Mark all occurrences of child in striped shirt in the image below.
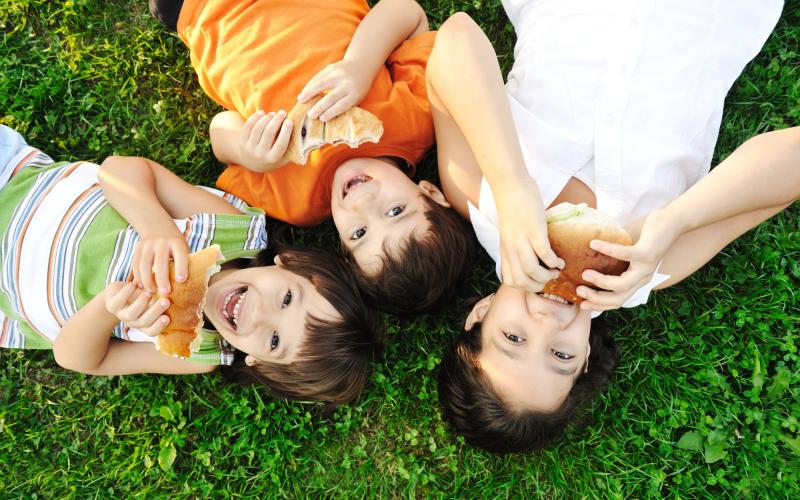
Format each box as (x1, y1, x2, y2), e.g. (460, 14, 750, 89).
(0, 125, 380, 405)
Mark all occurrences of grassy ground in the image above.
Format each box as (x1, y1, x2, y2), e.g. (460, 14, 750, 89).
(1, 0, 799, 497)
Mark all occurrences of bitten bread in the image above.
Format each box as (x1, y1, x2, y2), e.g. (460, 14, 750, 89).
(542, 203, 632, 304)
(283, 95, 384, 165)
(155, 245, 223, 358)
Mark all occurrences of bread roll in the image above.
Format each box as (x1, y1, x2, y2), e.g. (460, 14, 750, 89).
(542, 203, 632, 304)
(155, 245, 223, 358)
(283, 95, 384, 165)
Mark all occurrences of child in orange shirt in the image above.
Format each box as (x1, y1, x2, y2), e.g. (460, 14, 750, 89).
(149, 0, 476, 315)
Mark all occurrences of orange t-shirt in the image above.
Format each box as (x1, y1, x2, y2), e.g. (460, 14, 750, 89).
(178, 0, 436, 226)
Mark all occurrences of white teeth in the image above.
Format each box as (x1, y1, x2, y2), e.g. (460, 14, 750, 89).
(541, 293, 569, 305)
(222, 290, 236, 320)
(232, 291, 247, 326)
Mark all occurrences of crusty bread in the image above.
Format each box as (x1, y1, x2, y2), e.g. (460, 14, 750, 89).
(542, 203, 632, 304)
(155, 245, 222, 358)
(283, 95, 384, 165)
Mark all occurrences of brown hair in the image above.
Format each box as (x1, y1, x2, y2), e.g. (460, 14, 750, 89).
(346, 195, 477, 316)
(437, 319, 619, 453)
(222, 245, 383, 407)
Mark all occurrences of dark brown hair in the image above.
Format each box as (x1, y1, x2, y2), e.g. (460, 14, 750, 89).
(346, 195, 477, 316)
(437, 319, 619, 453)
(222, 245, 383, 406)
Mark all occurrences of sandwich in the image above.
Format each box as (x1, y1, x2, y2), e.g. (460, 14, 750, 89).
(155, 244, 223, 358)
(283, 95, 384, 165)
(542, 203, 632, 304)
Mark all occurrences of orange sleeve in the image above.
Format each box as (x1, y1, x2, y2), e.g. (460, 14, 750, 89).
(387, 31, 437, 99)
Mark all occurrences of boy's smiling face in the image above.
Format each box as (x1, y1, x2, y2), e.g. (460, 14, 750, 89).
(204, 260, 339, 366)
(331, 158, 450, 275)
(467, 284, 593, 413)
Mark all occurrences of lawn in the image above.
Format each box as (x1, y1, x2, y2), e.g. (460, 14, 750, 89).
(1, 0, 799, 497)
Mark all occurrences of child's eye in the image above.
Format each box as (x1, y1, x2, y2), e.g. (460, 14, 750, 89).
(503, 332, 524, 344)
(270, 333, 280, 351)
(282, 290, 292, 308)
(552, 350, 574, 361)
(386, 206, 405, 217)
(350, 227, 366, 240)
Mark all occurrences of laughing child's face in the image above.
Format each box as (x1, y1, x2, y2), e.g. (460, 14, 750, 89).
(467, 284, 593, 413)
(330, 158, 450, 275)
(203, 258, 339, 365)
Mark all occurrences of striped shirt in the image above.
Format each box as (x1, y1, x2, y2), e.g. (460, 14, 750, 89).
(0, 140, 268, 365)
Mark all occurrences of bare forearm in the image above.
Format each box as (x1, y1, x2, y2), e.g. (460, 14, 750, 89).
(98, 156, 179, 237)
(210, 111, 247, 166)
(53, 292, 119, 372)
(426, 13, 533, 194)
(664, 127, 800, 235)
(344, 0, 427, 76)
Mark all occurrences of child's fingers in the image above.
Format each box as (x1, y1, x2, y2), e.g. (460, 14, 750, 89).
(117, 288, 155, 322)
(270, 119, 293, 157)
(140, 315, 170, 337)
(298, 69, 332, 103)
(171, 243, 188, 284)
(257, 111, 286, 150)
(575, 286, 626, 309)
(134, 298, 171, 333)
(519, 244, 559, 284)
(589, 239, 634, 262)
(153, 246, 171, 295)
(579, 300, 616, 313)
(241, 110, 264, 140)
(504, 248, 545, 293)
(318, 96, 353, 122)
(131, 245, 141, 288)
(308, 89, 345, 120)
(138, 247, 156, 292)
(580, 269, 627, 292)
(106, 282, 139, 313)
(248, 113, 274, 148)
(533, 239, 565, 270)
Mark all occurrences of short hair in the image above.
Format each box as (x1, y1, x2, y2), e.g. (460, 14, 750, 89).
(346, 195, 477, 316)
(148, 0, 183, 31)
(437, 319, 619, 453)
(222, 245, 383, 407)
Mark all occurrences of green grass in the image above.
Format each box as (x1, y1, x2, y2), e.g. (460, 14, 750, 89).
(1, 0, 799, 497)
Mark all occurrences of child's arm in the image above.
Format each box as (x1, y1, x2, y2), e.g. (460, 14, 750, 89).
(53, 282, 216, 375)
(99, 155, 240, 293)
(209, 110, 293, 173)
(297, 0, 429, 121)
(424, 13, 564, 292)
(579, 127, 800, 311)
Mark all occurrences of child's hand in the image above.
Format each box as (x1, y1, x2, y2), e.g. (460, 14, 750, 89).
(297, 60, 373, 122)
(495, 178, 564, 292)
(132, 230, 189, 295)
(577, 209, 680, 312)
(104, 282, 171, 336)
(238, 110, 293, 172)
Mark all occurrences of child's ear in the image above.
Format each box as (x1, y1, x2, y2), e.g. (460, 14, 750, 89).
(418, 180, 451, 208)
(464, 293, 495, 330)
(245, 355, 257, 367)
(273, 255, 283, 266)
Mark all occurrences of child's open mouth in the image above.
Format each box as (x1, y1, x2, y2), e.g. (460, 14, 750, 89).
(221, 287, 248, 331)
(537, 292, 573, 305)
(342, 174, 372, 199)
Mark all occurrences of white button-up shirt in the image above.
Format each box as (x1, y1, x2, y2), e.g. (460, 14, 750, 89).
(468, 0, 782, 311)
